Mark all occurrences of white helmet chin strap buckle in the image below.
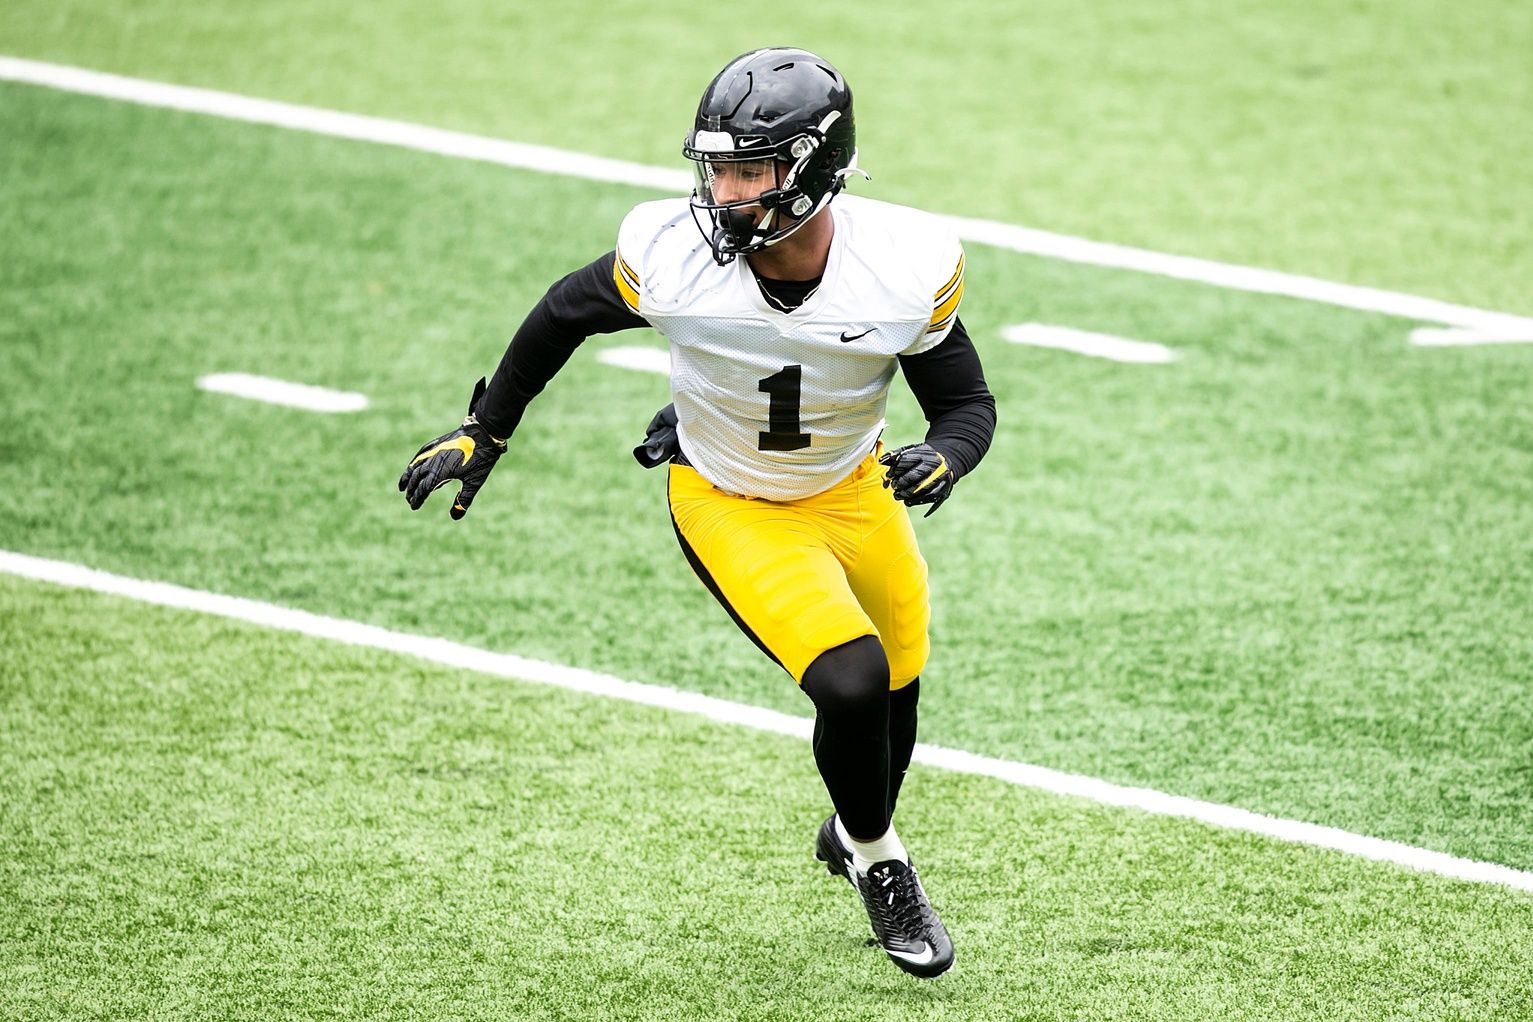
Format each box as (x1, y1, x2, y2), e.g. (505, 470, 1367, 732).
(749, 208, 779, 247)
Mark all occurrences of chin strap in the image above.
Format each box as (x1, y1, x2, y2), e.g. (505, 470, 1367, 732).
(714, 207, 779, 260)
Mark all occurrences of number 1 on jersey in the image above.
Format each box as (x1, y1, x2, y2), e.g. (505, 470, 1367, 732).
(758, 365, 811, 451)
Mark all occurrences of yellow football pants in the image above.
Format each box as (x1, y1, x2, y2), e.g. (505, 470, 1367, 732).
(667, 449, 930, 688)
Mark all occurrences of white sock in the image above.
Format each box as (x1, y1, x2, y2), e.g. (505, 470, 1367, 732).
(837, 815, 909, 874)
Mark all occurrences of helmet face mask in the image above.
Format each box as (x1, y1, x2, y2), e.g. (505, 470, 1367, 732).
(683, 49, 859, 265)
(688, 156, 788, 262)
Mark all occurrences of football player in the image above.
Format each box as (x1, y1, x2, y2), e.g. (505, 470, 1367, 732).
(400, 47, 996, 979)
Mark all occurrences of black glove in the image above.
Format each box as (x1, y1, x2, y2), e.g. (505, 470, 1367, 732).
(879, 443, 956, 517)
(398, 377, 508, 519)
(633, 403, 680, 468)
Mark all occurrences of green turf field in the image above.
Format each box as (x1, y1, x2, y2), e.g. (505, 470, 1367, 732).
(2, 4, 1532, 1017)
(5, 0, 1531, 313)
(5, 578, 1533, 1020)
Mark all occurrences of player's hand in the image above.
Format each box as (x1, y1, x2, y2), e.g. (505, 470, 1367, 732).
(633, 403, 680, 468)
(398, 377, 508, 520)
(879, 443, 956, 517)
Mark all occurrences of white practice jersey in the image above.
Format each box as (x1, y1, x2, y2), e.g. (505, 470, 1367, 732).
(613, 194, 966, 501)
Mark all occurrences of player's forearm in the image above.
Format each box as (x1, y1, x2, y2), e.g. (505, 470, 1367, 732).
(474, 251, 645, 438)
(921, 399, 996, 478)
(473, 298, 586, 439)
(897, 318, 997, 478)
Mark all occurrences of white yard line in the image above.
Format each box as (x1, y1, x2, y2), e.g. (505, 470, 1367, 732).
(1001, 323, 1179, 363)
(197, 372, 369, 412)
(0, 58, 683, 194)
(1409, 327, 1533, 347)
(4, 55, 1533, 341)
(946, 214, 1533, 338)
(597, 346, 671, 375)
(4, 547, 1531, 894)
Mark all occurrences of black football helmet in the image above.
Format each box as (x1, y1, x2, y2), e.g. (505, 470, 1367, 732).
(682, 48, 863, 264)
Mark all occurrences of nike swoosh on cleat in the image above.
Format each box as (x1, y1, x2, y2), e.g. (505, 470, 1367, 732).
(886, 945, 936, 966)
(839, 328, 875, 343)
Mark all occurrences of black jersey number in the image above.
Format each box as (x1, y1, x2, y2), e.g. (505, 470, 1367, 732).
(757, 365, 811, 451)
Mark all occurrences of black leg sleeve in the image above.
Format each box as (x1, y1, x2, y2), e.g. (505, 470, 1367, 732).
(887, 679, 919, 817)
(801, 636, 892, 841)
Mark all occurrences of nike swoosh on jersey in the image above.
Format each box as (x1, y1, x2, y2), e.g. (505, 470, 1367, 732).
(839, 328, 875, 343)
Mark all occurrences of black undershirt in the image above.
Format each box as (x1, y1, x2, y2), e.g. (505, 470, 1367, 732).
(475, 250, 996, 479)
(753, 271, 822, 312)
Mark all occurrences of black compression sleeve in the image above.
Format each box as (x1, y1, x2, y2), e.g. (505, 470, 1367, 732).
(896, 317, 997, 478)
(473, 251, 648, 438)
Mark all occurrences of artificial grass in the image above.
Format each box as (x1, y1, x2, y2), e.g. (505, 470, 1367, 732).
(3, 575, 1532, 1021)
(3, 82, 1531, 877)
(2, 0, 1530, 314)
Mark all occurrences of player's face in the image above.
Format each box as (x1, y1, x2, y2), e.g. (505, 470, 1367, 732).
(701, 159, 778, 218)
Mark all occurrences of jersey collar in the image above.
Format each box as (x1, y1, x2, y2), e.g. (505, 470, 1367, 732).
(735, 205, 845, 321)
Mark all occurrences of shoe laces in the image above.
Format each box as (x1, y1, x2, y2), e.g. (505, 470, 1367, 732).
(868, 863, 928, 939)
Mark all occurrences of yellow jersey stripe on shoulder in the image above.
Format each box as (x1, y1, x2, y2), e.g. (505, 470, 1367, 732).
(617, 251, 640, 289)
(926, 310, 958, 336)
(933, 252, 965, 304)
(929, 276, 964, 331)
(612, 251, 641, 313)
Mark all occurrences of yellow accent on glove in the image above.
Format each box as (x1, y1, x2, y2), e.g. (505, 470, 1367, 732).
(411, 434, 476, 468)
(910, 457, 949, 494)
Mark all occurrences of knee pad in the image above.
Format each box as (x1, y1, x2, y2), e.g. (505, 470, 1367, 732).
(800, 635, 891, 718)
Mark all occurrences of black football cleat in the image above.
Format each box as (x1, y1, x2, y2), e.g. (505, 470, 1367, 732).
(814, 813, 854, 883)
(854, 858, 955, 978)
